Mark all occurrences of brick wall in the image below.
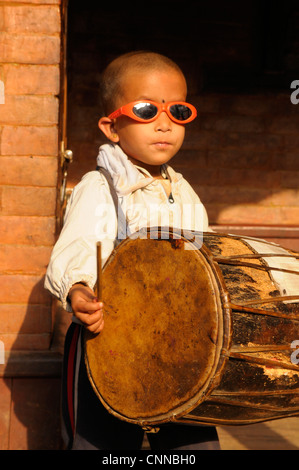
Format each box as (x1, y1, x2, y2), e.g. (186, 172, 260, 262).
(0, 0, 62, 449)
(0, 0, 60, 350)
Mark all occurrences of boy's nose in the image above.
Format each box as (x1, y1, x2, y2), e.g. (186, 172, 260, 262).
(154, 111, 172, 131)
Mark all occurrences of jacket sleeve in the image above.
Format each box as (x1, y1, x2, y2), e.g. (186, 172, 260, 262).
(44, 171, 117, 311)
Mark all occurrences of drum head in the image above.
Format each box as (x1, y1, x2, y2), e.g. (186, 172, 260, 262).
(84, 230, 228, 425)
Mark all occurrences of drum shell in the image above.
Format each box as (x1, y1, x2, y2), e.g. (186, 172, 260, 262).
(84, 229, 299, 426)
(184, 232, 299, 425)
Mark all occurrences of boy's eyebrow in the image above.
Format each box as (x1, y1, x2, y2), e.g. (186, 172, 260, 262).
(135, 96, 154, 101)
(129, 97, 181, 103)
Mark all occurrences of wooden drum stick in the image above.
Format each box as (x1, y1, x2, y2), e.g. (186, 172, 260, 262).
(96, 241, 102, 302)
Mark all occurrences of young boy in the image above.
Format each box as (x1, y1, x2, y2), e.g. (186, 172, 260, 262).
(45, 51, 220, 450)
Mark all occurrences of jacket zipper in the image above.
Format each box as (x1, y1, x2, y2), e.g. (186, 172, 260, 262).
(168, 192, 174, 204)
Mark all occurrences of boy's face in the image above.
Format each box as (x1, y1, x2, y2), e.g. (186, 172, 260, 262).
(101, 68, 188, 174)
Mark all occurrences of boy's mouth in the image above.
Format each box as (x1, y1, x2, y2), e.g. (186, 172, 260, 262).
(152, 141, 172, 149)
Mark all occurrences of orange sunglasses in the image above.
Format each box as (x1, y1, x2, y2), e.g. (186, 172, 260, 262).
(108, 100, 197, 124)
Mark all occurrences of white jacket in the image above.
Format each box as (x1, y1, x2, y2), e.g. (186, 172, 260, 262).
(44, 144, 209, 310)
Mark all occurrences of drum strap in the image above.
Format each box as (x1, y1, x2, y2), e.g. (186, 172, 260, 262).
(96, 165, 130, 242)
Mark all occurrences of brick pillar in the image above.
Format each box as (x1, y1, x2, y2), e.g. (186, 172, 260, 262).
(0, 0, 63, 449)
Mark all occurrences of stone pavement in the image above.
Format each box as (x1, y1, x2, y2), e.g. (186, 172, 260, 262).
(216, 417, 299, 450)
(141, 417, 299, 450)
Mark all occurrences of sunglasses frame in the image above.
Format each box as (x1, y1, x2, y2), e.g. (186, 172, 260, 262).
(108, 100, 197, 124)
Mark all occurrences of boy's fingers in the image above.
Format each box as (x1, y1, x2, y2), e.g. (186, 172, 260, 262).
(77, 299, 103, 314)
(76, 308, 103, 326)
(81, 314, 104, 333)
(87, 318, 105, 334)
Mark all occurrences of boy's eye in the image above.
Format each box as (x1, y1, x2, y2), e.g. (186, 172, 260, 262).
(133, 103, 158, 120)
(170, 104, 192, 121)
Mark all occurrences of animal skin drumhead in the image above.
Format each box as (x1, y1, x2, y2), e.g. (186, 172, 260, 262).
(84, 231, 225, 425)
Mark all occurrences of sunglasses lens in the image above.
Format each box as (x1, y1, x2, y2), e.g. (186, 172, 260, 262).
(133, 103, 158, 120)
(170, 104, 192, 121)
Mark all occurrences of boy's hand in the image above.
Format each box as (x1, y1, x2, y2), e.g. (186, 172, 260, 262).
(68, 283, 104, 334)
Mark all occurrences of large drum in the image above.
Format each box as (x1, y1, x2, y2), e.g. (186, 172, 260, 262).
(84, 228, 299, 427)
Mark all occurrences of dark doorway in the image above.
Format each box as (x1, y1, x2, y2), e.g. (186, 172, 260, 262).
(65, 0, 299, 232)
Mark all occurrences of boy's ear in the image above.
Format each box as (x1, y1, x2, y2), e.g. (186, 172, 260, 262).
(98, 117, 119, 143)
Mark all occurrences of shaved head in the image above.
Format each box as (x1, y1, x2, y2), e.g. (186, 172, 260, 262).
(100, 51, 185, 115)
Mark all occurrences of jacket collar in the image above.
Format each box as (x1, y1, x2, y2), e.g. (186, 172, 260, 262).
(96, 143, 181, 196)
